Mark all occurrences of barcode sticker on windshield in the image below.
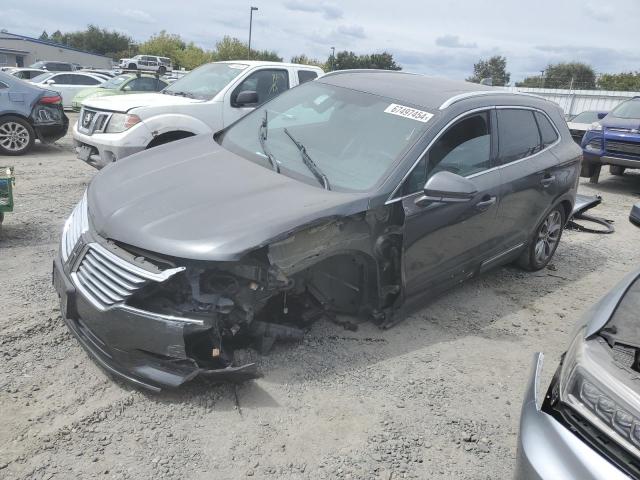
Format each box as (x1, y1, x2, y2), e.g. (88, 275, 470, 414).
(384, 104, 433, 123)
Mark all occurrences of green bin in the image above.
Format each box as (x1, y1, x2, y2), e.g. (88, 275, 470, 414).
(0, 166, 15, 225)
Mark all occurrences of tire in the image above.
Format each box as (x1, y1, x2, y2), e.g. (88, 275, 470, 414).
(589, 164, 601, 184)
(157, 66, 166, 75)
(128, 63, 137, 70)
(0, 116, 35, 155)
(610, 165, 626, 176)
(517, 206, 566, 271)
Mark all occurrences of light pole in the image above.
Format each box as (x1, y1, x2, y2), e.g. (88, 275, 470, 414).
(330, 46, 335, 70)
(248, 6, 258, 59)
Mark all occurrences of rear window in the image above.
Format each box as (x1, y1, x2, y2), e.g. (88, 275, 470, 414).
(298, 70, 318, 84)
(497, 109, 542, 164)
(534, 112, 559, 147)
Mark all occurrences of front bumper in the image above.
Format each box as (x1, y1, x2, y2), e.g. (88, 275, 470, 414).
(52, 253, 258, 391)
(72, 121, 151, 169)
(515, 353, 630, 480)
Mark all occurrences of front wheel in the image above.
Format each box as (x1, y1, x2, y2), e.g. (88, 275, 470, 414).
(517, 206, 565, 271)
(128, 63, 137, 70)
(157, 66, 166, 75)
(610, 165, 626, 176)
(0, 116, 35, 155)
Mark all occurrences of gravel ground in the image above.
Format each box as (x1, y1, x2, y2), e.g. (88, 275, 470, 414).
(1, 116, 640, 479)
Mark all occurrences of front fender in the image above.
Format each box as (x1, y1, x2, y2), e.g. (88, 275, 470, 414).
(143, 113, 213, 138)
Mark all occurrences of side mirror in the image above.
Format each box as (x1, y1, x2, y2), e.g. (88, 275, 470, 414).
(597, 112, 607, 120)
(45, 79, 55, 85)
(235, 90, 258, 106)
(415, 171, 477, 206)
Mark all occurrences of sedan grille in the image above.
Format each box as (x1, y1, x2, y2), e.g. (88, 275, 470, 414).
(605, 140, 640, 157)
(71, 243, 184, 311)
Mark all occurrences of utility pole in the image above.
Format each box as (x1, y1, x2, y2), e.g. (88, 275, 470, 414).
(330, 46, 335, 71)
(248, 6, 258, 59)
(539, 70, 545, 88)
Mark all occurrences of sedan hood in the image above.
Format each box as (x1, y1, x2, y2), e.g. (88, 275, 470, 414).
(83, 92, 204, 113)
(88, 135, 368, 261)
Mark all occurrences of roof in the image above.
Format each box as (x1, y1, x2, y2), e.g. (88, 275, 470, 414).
(318, 70, 497, 111)
(0, 32, 112, 59)
(217, 60, 323, 70)
(0, 47, 30, 55)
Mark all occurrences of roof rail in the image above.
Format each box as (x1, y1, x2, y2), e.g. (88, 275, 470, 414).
(439, 90, 548, 110)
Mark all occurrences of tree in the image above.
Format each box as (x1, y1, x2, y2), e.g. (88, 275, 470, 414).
(40, 25, 133, 59)
(50, 30, 64, 44)
(212, 36, 281, 62)
(518, 62, 596, 89)
(138, 31, 186, 66)
(290, 54, 325, 69)
(39, 30, 49, 41)
(177, 43, 214, 70)
(330, 50, 402, 71)
(467, 56, 510, 86)
(597, 72, 640, 91)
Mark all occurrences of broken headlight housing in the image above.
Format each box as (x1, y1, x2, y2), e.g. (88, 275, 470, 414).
(558, 328, 640, 458)
(105, 113, 141, 133)
(61, 190, 88, 262)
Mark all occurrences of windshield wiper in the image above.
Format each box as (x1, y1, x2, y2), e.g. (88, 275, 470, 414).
(283, 128, 330, 190)
(259, 111, 279, 173)
(169, 91, 195, 98)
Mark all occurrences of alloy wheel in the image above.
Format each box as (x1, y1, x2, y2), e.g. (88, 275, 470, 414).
(0, 121, 30, 152)
(534, 210, 562, 264)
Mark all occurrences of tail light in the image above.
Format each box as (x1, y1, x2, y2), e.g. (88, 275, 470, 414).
(39, 95, 62, 105)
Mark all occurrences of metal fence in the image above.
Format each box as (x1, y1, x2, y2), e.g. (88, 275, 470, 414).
(502, 86, 640, 117)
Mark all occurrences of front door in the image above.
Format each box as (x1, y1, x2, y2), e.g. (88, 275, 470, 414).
(401, 109, 503, 298)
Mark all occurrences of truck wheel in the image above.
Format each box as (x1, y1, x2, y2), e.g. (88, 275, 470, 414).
(0, 115, 35, 155)
(158, 66, 166, 75)
(517, 206, 565, 271)
(610, 165, 626, 176)
(589, 164, 601, 184)
(128, 63, 137, 70)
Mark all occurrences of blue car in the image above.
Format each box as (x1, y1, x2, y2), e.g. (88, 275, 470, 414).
(581, 97, 640, 183)
(0, 71, 68, 155)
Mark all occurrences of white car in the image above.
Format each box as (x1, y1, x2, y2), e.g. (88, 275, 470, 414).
(73, 60, 323, 168)
(119, 55, 173, 74)
(566, 110, 607, 144)
(30, 72, 108, 109)
(9, 68, 46, 80)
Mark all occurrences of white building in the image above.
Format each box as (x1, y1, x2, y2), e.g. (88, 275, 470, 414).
(0, 31, 113, 69)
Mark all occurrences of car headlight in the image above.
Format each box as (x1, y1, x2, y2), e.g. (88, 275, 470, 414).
(558, 329, 640, 457)
(61, 190, 89, 262)
(105, 113, 141, 133)
(588, 122, 603, 131)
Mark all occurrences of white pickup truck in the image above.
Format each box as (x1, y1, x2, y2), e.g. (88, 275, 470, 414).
(73, 60, 324, 168)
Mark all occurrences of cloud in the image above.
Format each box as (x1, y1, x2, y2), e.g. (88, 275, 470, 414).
(122, 9, 156, 24)
(336, 24, 365, 39)
(283, 0, 343, 20)
(583, 2, 614, 22)
(435, 35, 477, 49)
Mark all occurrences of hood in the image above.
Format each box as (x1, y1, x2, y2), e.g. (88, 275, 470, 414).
(600, 115, 640, 131)
(74, 87, 103, 101)
(566, 121, 591, 131)
(83, 92, 204, 113)
(88, 135, 368, 262)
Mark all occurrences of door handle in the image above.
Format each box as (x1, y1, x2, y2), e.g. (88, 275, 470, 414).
(540, 175, 556, 187)
(475, 196, 496, 211)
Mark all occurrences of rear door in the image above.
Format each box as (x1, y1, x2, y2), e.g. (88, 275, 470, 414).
(495, 107, 562, 249)
(400, 109, 504, 298)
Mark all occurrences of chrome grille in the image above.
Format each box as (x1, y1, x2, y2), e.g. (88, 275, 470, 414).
(61, 191, 88, 262)
(71, 243, 185, 311)
(605, 140, 640, 156)
(78, 107, 112, 135)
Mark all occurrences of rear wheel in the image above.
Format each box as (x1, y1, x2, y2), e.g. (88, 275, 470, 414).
(0, 116, 35, 155)
(589, 164, 601, 184)
(610, 165, 626, 176)
(158, 66, 166, 75)
(128, 63, 137, 70)
(517, 206, 565, 271)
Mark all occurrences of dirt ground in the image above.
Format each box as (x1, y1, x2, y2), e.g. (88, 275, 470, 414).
(1, 114, 640, 480)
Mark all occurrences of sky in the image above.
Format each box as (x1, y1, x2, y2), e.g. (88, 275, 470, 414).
(3, 0, 640, 82)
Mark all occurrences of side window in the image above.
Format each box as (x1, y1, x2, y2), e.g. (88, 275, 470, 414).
(75, 75, 101, 85)
(297, 70, 318, 84)
(53, 74, 74, 84)
(497, 109, 542, 164)
(399, 112, 492, 196)
(126, 77, 160, 91)
(231, 69, 289, 107)
(534, 111, 559, 147)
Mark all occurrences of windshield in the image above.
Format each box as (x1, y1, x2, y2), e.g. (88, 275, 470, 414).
(220, 82, 429, 192)
(31, 72, 54, 83)
(571, 111, 602, 124)
(163, 63, 247, 100)
(100, 75, 130, 89)
(611, 100, 640, 119)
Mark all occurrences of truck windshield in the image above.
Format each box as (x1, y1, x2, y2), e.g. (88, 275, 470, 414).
(220, 82, 430, 192)
(100, 75, 129, 89)
(163, 63, 247, 100)
(611, 100, 640, 119)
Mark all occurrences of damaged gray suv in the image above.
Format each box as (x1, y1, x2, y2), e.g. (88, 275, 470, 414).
(53, 71, 581, 390)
